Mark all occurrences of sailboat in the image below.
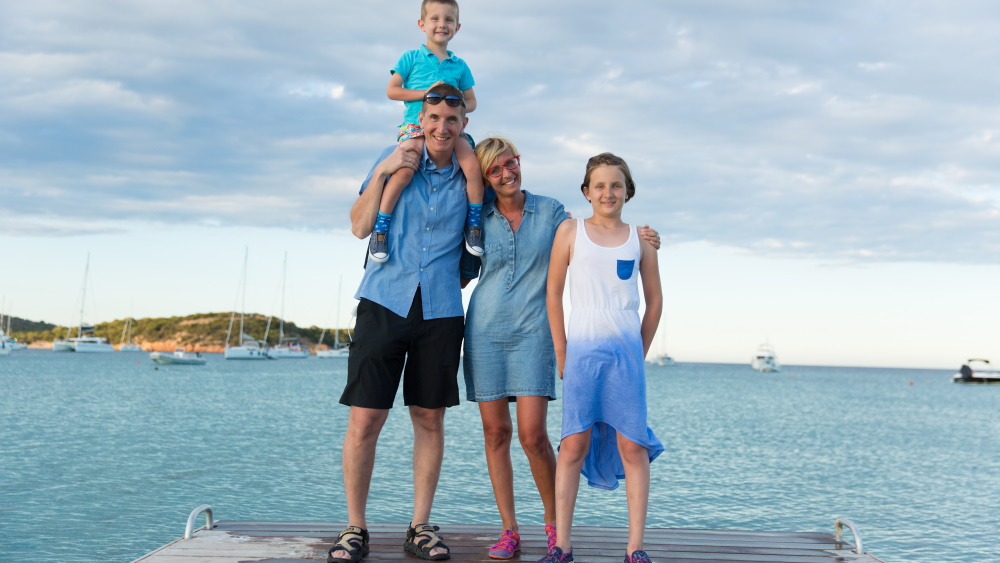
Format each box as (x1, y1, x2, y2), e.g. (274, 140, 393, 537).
(118, 316, 142, 352)
(267, 253, 308, 359)
(316, 276, 351, 359)
(225, 249, 268, 360)
(0, 309, 10, 356)
(61, 253, 114, 353)
(1, 304, 27, 351)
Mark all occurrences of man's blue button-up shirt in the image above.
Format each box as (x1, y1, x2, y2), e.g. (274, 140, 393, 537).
(354, 144, 472, 320)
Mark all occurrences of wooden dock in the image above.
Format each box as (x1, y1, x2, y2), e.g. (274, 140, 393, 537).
(133, 517, 885, 563)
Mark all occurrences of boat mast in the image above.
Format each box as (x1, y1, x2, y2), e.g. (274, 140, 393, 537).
(279, 252, 287, 344)
(335, 275, 342, 349)
(78, 252, 90, 338)
(239, 249, 247, 346)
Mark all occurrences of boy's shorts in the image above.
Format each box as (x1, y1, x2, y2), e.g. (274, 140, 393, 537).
(340, 289, 463, 410)
(397, 123, 475, 149)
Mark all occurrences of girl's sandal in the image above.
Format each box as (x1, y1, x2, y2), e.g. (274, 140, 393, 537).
(327, 526, 370, 563)
(404, 523, 451, 560)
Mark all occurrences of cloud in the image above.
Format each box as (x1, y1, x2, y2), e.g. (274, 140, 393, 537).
(2, 0, 999, 264)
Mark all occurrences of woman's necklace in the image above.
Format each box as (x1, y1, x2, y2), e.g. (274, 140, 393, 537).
(497, 197, 525, 232)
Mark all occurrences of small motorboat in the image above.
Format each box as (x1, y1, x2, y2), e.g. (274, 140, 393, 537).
(150, 349, 207, 365)
(952, 359, 1000, 384)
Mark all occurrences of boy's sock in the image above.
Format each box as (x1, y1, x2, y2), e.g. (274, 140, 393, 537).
(374, 211, 392, 233)
(466, 203, 482, 227)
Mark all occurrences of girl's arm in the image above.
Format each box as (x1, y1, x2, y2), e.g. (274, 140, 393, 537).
(637, 231, 663, 358)
(547, 220, 576, 378)
(386, 73, 430, 102)
(461, 86, 477, 113)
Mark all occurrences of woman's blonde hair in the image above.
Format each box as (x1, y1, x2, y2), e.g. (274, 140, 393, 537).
(474, 137, 520, 181)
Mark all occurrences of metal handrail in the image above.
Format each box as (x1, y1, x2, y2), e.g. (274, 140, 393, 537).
(834, 518, 864, 555)
(184, 505, 214, 539)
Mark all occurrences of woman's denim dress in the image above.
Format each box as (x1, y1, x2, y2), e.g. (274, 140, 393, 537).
(463, 191, 567, 401)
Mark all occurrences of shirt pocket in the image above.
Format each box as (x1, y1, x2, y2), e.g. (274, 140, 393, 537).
(482, 242, 504, 273)
(617, 259, 635, 280)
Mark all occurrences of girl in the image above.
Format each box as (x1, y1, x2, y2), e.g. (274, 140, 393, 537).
(540, 153, 664, 563)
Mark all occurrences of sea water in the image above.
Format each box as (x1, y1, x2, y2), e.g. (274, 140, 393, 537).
(1, 350, 998, 562)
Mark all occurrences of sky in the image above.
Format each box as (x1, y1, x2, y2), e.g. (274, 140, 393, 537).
(2, 0, 998, 368)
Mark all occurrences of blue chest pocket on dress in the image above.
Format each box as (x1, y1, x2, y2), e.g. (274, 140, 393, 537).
(617, 259, 635, 280)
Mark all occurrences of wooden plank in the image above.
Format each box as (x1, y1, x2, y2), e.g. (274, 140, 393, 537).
(133, 521, 883, 563)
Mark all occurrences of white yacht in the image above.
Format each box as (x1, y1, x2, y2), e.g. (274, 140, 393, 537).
(118, 317, 142, 352)
(0, 326, 10, 357)
(71, 335, 114, 353)
(952, 359, 1000, 384)
(316, 277, 353, 359)
(1, 310, 26, 352)
(151, 349, 207, 365)
(225, 249, 268, 360)
(751, 343, 780, 372)
(266, 254, 309, 359)
(54, 253, 114, 353)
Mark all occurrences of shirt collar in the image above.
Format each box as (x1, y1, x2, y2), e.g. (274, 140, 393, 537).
(421, 143, 460, 179)
(419, 44, 455, 60)
(486, 190, 536, 215)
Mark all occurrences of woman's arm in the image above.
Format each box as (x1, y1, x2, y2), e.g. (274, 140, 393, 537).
(547, 220, 576, 378)
(637, 232, 663, 358)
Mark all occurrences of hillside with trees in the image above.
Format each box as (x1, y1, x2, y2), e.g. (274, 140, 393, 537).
(4, 313, 351, 352)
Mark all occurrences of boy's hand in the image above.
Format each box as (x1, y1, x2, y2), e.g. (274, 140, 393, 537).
(381, 143, 421, 176)
(427, 80, 446, 90)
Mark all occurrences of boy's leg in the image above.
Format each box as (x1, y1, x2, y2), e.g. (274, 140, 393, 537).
(617, 434, 650, 556)
(455, 139, 484, 256)
(369, 137, 424, 263)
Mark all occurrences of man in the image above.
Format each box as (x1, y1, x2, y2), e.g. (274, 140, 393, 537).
(329, 83, 473, 563)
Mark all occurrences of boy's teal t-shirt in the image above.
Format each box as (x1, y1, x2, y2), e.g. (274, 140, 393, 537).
(392, 44, 475, 127)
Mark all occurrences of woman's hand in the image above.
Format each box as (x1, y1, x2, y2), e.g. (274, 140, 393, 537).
(556, 351, 566, 379)
(639, 225, 661, 250)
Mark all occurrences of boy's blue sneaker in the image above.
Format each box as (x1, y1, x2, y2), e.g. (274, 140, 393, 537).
(368, 231, 389, 263)
(537, 546, 573, 563)
(464, 224, 484, 256)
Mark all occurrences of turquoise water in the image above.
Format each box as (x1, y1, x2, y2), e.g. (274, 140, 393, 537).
(1, 351, 998, 562)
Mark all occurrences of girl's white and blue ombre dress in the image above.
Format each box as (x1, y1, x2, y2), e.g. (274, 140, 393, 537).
(561, 219, 664, 490)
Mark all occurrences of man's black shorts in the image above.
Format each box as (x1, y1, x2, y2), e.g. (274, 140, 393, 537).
(340, 288, 463, 409)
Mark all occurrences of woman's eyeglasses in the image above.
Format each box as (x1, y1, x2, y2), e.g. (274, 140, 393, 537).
(423, 93, 466, 107)
(486, 156, 520, 178)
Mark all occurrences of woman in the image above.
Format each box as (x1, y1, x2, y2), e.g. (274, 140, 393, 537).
(462, 137, 660, 559)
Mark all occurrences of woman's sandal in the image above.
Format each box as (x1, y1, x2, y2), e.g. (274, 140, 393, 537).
(327, 526, 370, 563)
(404, 523, 451, 560)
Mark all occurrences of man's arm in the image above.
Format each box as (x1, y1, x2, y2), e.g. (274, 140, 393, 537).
(349, 144, 421, 238)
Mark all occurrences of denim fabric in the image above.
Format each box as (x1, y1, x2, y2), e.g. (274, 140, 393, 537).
(354, 144, 469, 320)
(463, 191, 567, 401)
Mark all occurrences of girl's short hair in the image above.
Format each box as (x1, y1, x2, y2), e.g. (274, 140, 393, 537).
(474, 137, 520, 181)
(580, 152, 636, 202)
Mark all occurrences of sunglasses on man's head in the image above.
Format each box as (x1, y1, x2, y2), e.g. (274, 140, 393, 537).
(423, 93, 466, 107)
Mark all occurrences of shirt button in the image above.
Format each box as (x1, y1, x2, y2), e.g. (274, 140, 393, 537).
(423, 248, 427, 251)
(426, 227, 430, 231)
(430, 207, 434, 211)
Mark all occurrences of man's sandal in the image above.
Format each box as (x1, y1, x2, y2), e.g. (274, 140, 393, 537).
(404, 523, 451, 560)
(328, 526, 369, 563)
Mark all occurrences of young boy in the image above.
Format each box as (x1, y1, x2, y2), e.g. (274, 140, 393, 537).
(368, 0, 484, 263)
